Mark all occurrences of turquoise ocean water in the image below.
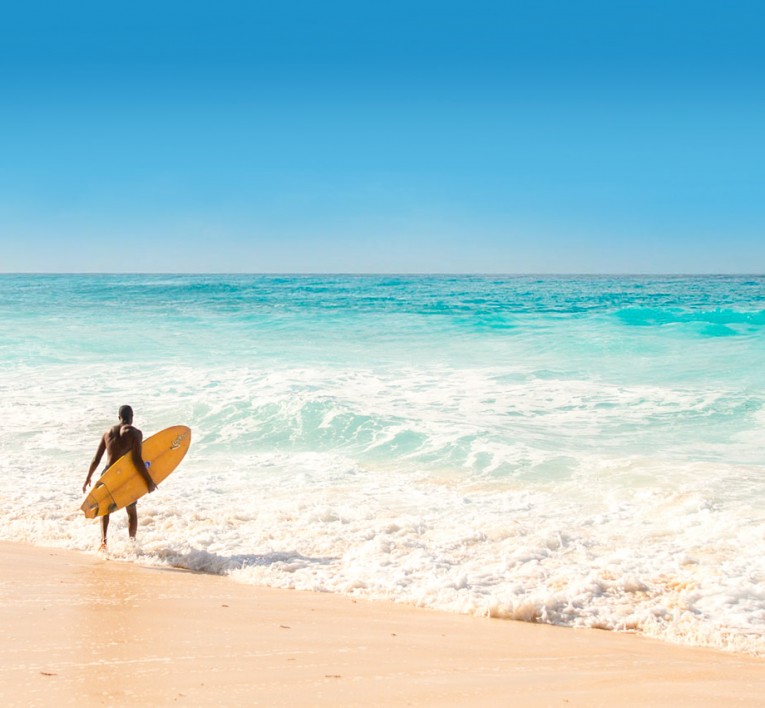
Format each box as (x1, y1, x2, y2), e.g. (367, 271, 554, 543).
(1, 274, 764, 654)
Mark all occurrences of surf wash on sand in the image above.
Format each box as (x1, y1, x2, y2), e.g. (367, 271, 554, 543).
(1, 274, 764, 656)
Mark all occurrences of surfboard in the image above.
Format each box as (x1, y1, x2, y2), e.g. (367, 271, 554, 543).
(80, 425, 191, 519)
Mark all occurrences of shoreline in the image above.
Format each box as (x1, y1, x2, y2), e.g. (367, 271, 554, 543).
(2, 541, 764, 706)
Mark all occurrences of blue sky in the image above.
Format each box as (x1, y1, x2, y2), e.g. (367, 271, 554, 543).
(1, 0, 763, 273)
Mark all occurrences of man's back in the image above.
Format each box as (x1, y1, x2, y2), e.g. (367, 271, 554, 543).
(104, 423, 142, 466)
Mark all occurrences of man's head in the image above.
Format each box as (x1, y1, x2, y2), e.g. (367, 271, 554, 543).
(118, 405, 134, 424)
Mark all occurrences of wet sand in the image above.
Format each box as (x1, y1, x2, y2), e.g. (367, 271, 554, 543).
(1, 541, 763, 706)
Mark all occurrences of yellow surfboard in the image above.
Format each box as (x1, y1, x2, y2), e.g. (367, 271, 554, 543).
(80, 425, 191, 518)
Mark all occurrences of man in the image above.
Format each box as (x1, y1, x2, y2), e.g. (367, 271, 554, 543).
(82, 405, 157, 549)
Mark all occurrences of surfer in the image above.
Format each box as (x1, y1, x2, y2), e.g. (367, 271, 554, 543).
(82, 405, 157, 549)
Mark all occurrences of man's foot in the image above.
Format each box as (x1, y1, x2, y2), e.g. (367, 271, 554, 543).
(99, 541, 107, 552)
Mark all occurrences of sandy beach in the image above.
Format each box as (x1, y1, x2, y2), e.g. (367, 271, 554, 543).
(1, 542, 763, 706)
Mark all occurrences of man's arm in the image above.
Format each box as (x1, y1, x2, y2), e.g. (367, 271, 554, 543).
(130, 429, 157, 492)
(83, 436, 106, 493)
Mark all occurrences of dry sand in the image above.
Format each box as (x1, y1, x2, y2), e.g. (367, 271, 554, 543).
(1, 541, 763, 707)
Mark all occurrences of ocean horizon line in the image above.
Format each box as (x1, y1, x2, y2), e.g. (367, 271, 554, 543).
(2, 271, 764, 278)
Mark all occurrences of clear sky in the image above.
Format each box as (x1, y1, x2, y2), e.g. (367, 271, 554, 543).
(1, 0, 763, 273)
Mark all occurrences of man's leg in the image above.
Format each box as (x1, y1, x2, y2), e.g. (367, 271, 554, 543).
(127, 503, 138, 539)
(100, 513, 110, 549)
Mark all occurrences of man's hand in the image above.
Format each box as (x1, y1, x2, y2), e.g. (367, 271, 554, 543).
(144, 460, 157, 492)
(82, 476, 92, 494)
